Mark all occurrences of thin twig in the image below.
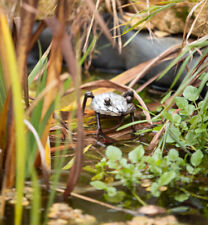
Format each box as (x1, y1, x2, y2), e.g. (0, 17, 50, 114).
(56, 188, 137, 216)
(83, 0, 100, 53)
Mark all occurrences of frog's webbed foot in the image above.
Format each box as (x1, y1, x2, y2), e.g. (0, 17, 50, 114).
(96, 131, 116, 145)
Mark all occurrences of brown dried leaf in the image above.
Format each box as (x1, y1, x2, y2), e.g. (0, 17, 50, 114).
(28, 21, 47, 52)
(148, 123, 166, 151)
(0, 93, 10, 163)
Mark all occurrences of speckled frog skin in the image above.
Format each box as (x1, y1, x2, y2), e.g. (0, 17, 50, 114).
(91, 92, 135, 116)
(82, 90, 136, 137)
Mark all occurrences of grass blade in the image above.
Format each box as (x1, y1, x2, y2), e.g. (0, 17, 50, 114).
(0, 11, 26, 225)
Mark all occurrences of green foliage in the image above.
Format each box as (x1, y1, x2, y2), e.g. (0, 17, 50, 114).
(0, 61, 6, 111)
(163, 84, 208, 153)
(0, 1, 207, 223)
(90, 142, 206, 205)
(190, 150, 203, 167)
(90, 84, 208, 206)
(183, 86, 199, 101)
(106, 146, 122, 161)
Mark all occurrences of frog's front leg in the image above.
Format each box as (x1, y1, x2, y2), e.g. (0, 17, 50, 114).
(82, 92, 94, 114)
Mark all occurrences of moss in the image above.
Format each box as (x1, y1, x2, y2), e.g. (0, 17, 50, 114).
(173, 6, 190, 23)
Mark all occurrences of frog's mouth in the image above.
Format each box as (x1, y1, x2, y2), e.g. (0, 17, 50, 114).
(99, 110, 126, 117)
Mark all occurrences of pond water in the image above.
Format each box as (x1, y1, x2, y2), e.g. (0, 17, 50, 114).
(50, 133, 208, 225)
(1, 138, 208, 225)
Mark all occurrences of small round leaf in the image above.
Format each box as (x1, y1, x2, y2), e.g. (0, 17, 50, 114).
(90, 181, 107, 190)
(159, 171, 176, 186)
(183, 86, 199, 101)
(191, 150, 203, 167)
(175, 193, 190, 202)
(106, 146, 122, 161)
(167, 149, 179, 161)
(128, 145, 144, 163)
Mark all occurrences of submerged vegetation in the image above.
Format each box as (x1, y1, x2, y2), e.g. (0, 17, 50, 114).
(0, 0, 208, 225)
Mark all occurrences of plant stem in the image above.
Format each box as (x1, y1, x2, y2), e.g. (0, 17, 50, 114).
(131, 190, 147, 206)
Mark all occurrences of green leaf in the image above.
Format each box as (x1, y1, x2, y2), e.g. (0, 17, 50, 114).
(180, 175, 191, 183)
(106, 186, 117, 197)
(150, 182, 160, 197)
(186, 164, 194, 174)
(167, 149, 179, 161)
(158, 171, 176, 186)
(119, 158, 128, 167)
(195, 128, 206, 134)
(185, 131, 197, 145)
(95, 158, 107, 169)
(175, 193, 190, 202)
(62, 158, 74, 170)
(198, 100, 208, 110)
(161, 91, 172, 104)
(128, 145, 144, 163)
(183, 86, 199, 101)
(90, 181, 107, 190)
(185, 104, 195, 115)
(91, 172, 105, 181)
(63, 144, 92, 170)
(153, 124, 163, 131)
(189, 115, 198, 126)
(173, 114, 181, 125)
(181, 121, 188, 131)
(163, 111, 173, 121)
(166, 126, 181, 143)
(152, 148, 162, 161)
(106, 146, 122, 161)
(104, 191, 125, 203)
(191, 150, 203, 167)
(107, 160, 118, 169)
(83, 165, 97, 173)
(175, 96, 188, 109)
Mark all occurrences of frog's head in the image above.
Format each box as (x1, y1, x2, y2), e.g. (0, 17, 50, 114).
(91, 92, 135, 116)
(101, 92, 134, 116)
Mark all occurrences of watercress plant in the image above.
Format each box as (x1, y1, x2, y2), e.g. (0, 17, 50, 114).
(90, 85, 208, 206)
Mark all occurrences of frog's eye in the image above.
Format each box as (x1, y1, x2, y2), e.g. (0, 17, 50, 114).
(126, 96, 133, 103)
(104, 97, 111, 106)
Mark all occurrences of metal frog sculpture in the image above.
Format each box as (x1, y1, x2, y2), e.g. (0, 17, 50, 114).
(82, 90, 136, 137)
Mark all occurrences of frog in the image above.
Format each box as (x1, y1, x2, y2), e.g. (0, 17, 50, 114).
(82, 90, 136, 137)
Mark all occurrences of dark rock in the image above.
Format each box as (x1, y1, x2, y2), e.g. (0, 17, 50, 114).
(28, 18, 207, 94)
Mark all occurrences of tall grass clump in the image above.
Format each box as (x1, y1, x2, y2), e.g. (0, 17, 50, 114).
(0, 0, 207, 224)
(0, 0, 88, 224)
